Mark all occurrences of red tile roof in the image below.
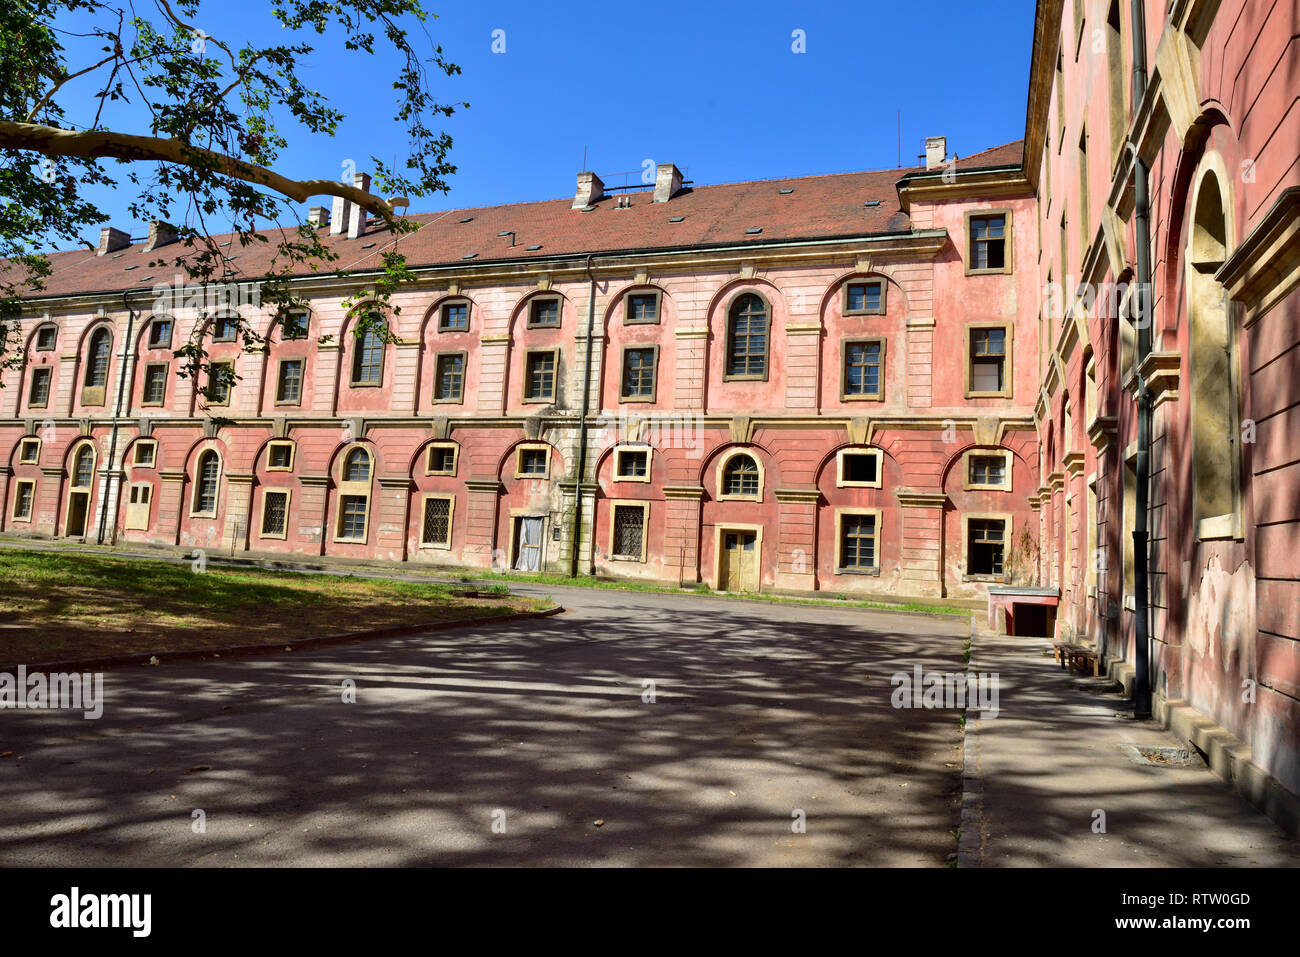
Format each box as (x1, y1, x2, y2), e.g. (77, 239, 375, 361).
(15, 140, 1024, 300)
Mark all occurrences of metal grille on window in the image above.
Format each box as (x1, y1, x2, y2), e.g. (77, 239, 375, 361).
(262, 491, 288, 535)
(613, 505, 644, 559)
(622, 349, 655, 398)
(422, 497, 451, 546)
(841, 515, 876, 568)
(436, 354, 465, 400)
(727, 294, 767, 377)
(845, 341, 881, 396)
(724, 455, 759, 496)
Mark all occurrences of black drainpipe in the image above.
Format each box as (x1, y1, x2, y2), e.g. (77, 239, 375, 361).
(1129, 0, 1153, 718)
(96, 289, 138, 544)
(569, 255, 598, 577)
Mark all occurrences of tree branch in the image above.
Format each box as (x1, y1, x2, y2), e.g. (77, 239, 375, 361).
(26, 50, 121, 123)
(0, 120, 395, 222)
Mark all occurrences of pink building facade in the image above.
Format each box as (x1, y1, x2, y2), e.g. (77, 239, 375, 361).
(1031, 0, 1300, 821)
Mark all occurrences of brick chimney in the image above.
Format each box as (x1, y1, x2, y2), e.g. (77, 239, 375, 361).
(653, 163, 684, 203)
(143, 221, 177, 252)
(347, 172, 371, 240)
(97, 226, 130, 256)
(925, 136, 948, 171)
(573, 171, 604, 209)
(307, 206, 330, 228)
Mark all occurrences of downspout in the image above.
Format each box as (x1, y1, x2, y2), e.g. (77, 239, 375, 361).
(1129, 0, 1153, 718)
(96, 289, 138, 544)
(569, 255, 597, 577)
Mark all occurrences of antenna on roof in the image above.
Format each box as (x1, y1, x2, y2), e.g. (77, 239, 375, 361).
(583, 145, 588, 171)
(897, 109, 901, 168)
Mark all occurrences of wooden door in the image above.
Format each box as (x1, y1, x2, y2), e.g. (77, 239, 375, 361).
(721, 530, 758, 592)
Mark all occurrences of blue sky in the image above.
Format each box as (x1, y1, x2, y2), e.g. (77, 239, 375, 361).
(46, 0, 1034, 250)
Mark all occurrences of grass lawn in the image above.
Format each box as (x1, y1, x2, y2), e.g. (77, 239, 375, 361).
(0, 549, 552, 666)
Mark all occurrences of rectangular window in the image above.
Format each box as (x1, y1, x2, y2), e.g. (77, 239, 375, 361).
(611, 504, 647, 561)
(434, 353, 466, 402)
(528, 298, 560, 328)
(615, 448, 650, 481)
(213, 316, 239, 341)
(727, 299, 768, 378)
(337, 494, 368, 541)
(35, 326, 56, 351)
(1078, 128, 1091, 255)
(420, 496, 453, 547)
(439, 302, 469, 332)
(968, 326, 1008, 395)
(523, 351, 557, 402)
(967, 519, 1006, 576)
(29, 367, 52, 407)
(843, 280, 885, 315)
(261, 490, 289, 537)
(968, 455, 1007, 487)
(837, 450, 880, 487)
(142, 363, 168, 405)
(620, 347, 657, 402)
(968, 213, 1008, 272)
(839, 514, 878, 570)
(625, 293, 660, 324)
(134, 441, 157, 467)
(517, 447, 549, 478)
(18, 439, 39, 464)
(843, 340, 884, 399)
(281, 311, 309, 339)
(148, 319, 172, 349)
(208, 362, 234, 405)
(426, 444, 458, 475)
(266, 441, 294, 471)
(12, 480, 35, 521)
(276, 359, 303, 404)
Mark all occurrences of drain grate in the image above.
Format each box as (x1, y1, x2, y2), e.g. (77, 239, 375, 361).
(1118, 743, 1202, 767)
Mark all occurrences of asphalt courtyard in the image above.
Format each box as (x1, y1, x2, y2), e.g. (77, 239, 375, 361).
(0, 586, 970, 866)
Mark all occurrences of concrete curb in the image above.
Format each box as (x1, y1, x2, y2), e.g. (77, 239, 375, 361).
(1, 605, 565, 674)
(957, 616, 985, 868)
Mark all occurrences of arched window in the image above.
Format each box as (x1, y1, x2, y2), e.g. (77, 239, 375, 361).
(72, 445, 95, 487)
(343, 448, 371, 482)
(722, 453, 760, 497)
(193, 450, 221, 515)
(336, 447, 373, 542)
(726, 294, 768, 379)
(351, 323, 385, 386)
(84, 328, 111, 388)
(1187, 169, 1237, 535)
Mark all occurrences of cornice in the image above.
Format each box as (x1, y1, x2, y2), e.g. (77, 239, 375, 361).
(894, 489, 948, 509)
(1217, 186, 1300, 328)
